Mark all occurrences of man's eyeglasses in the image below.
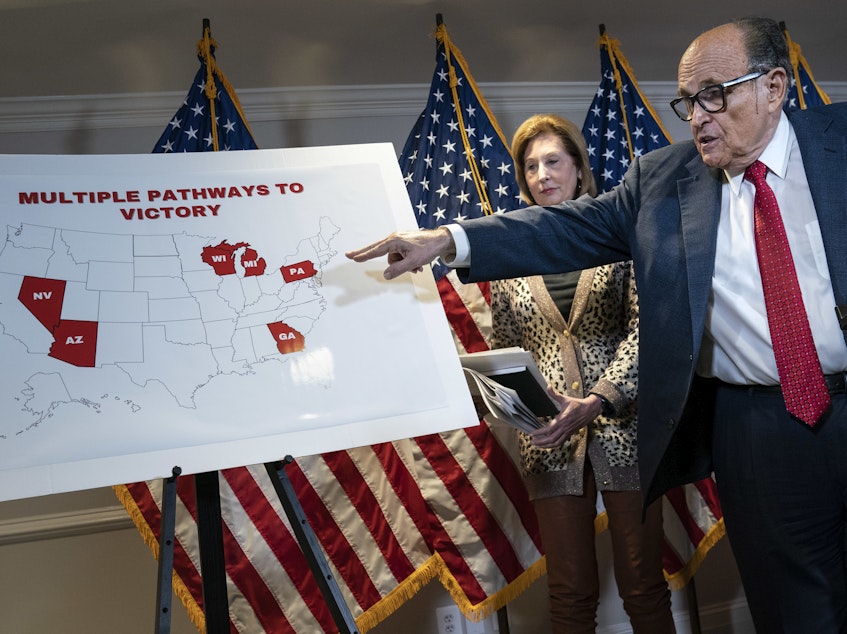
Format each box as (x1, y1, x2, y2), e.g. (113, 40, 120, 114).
(670, 71, 766, 121)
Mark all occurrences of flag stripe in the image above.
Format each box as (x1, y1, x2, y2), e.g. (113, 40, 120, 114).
(218, 469, 312, 632)
(218, 468, 322, 618)
(665, 486, 706, 544)
(694, 476, 721, 512)
(437, 274, 491, 353)
(321, 450, 418, 581)
(124, 480, 205, 607)
(374, 442, 432, 534)
(462, 423, 543, 553)
(416, 433, 526, 584)
(220, 518, 291, 633)
(287, 459, 384, 612)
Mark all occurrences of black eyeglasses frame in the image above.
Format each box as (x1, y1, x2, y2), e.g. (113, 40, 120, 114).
(670, 71, 767, 121)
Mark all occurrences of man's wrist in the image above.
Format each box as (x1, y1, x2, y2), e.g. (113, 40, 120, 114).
(435, 226, 457, 261)
(441, 223, 470, 266)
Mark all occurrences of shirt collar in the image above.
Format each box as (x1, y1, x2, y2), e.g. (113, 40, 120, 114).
(726, 111, 793, 195)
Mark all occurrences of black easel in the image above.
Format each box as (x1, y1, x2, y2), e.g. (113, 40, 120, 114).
(266, 458, 360, 632)
(155, 459, 359, 633)
(155, 467, 181, 634)
(194, 470, 231, 632)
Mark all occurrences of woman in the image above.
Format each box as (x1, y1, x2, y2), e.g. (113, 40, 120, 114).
(488, 114, 674, 633)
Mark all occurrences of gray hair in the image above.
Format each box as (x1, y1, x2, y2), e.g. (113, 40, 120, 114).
(732, 16, 794, 91)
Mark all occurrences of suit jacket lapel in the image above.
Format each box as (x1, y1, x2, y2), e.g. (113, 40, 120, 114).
(792, 109, 847, 306)
(677, 155, 722, 352)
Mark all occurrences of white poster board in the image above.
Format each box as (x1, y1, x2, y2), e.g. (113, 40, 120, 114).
(0, 144, 477, 501)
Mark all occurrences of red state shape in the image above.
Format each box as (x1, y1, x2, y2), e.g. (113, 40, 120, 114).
(280, 260, 317, 283)
(49, 320, 98, 367)
(201, 241, 248, 276)
(18, 276, 66, 332)
(240, 247, 267, 277)
(267, 322, 305, 355)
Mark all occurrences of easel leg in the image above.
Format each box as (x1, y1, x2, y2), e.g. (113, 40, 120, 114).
(265, 458, 360, 634)
(156, 466, 181, 634)
(195, 470, 231, 633)
(497, 605, 510, 633)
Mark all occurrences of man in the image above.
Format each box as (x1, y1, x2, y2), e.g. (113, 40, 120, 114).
(348, 16, 847, 633)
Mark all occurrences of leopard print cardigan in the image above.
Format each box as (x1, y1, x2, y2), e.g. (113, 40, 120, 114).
(488, 262, 640, 500)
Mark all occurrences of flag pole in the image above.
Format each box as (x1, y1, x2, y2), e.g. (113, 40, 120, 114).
(199, 19, 221, 151)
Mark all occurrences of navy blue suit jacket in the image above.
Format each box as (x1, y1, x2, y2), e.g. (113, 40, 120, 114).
(458, 103, 847, 506)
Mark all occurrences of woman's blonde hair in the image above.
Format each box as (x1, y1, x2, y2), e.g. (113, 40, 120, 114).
(511, 113, 597, 204)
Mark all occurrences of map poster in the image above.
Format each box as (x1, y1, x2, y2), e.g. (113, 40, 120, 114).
(0, 144, 477, 502)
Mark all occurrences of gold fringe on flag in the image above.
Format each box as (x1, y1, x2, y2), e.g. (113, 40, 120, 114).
(664, 518, 727, 591)
(438, 554, 547, 623)
(354, 555, 442, 632)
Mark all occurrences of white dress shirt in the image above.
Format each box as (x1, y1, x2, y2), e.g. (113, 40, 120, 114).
(443, 223, 471, 266)
(700, 112, 847, 383)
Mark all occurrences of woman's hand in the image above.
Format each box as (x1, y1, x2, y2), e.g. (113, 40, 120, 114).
(529, 389, 603, 448)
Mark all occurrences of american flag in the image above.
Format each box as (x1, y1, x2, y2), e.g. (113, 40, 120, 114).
(581, 27, 672, 193)
(782, 23, 831, 111)
(580, 28, 726, 590)
(396, 18, 546, 617)
(152, 28, 257, 153)
(399, 20, 525, 352)
(114, 21, 543, 632)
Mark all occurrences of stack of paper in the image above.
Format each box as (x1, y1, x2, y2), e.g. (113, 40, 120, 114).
(460, 347, 560, 433)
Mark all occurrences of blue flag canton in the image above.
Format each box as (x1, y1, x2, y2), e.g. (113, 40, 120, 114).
(153, 58, 257, 153)
(785, 63, 829, 111)
(399, 46, 524, 280)
(581, 46, 670, 193)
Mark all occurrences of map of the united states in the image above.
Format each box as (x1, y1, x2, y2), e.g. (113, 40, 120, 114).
(0, 217, 339, 432)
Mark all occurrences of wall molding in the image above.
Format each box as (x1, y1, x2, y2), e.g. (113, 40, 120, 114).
(0, 82, 592, 134)
(2, 81, 844, 135)
(0, 505, 130, 545)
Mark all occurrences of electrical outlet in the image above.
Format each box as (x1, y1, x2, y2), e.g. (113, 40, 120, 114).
(436, 605, 465, 634)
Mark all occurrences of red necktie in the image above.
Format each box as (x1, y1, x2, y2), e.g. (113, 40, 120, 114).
(745, 160, 830, 425)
